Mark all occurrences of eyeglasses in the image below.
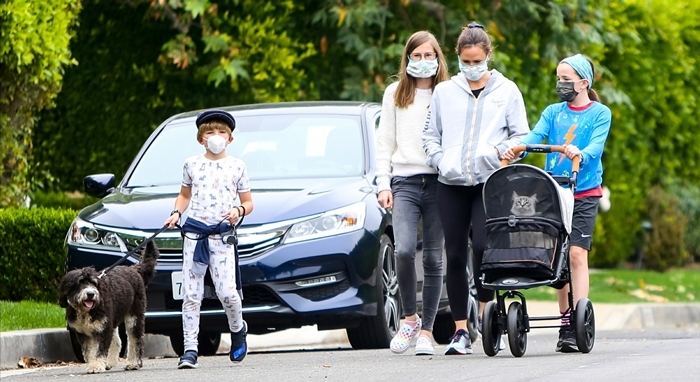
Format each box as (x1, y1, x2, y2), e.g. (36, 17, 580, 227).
(409, 52, 437, 61)
(467, 23, 485, 30)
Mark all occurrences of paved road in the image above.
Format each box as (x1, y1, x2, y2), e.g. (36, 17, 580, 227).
(2, 328, 698, 381)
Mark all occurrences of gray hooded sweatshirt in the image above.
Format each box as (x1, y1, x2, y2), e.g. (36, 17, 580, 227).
(422, 70, 530, 186)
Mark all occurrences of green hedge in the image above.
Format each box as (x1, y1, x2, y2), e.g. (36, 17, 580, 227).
(30, 191, 97, 210)
(0, 208, 77, 302)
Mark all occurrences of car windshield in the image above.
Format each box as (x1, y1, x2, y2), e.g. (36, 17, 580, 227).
(127, 113, 365, 187)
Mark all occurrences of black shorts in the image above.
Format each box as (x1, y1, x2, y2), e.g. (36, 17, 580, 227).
(569, 196, 601, 250)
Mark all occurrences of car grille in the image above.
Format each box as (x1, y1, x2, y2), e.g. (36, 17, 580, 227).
(164, 285, 283, 310)
(119, 231, 285, 265)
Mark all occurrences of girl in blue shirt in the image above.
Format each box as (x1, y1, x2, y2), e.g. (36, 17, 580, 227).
(503, 53, 612, 353)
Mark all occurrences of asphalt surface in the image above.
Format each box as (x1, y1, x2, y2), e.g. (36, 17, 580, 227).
(1, 301, 699, 372)
(1, 328, 699, 381)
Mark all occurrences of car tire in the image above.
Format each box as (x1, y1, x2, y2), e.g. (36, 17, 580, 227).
(346, 234, 401, 349)
(432, 312, 456, 345)
(168, 330, 222, 356)
(434, 239, 480, 345)
(69, 325, 127, 363)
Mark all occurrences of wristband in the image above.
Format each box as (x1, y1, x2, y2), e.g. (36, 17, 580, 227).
(170, 209, 181, 218)
(238, 205, 246, 216)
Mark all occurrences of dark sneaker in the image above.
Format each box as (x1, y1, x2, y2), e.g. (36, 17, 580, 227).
(444, 329, 472, 355)
(177, 350, 199, 369)
(230, 320, 248, 362)
(555, 325, 579, 353)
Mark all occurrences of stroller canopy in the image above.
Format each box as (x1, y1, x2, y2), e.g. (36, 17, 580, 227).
(483, 164, 573, 233)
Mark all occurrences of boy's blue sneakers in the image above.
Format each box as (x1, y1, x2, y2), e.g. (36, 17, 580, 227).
(177, 350, 199, 369)
(230, 320, 248, 362)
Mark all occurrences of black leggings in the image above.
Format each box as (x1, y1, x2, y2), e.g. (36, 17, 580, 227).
(437, 182, 493, 321)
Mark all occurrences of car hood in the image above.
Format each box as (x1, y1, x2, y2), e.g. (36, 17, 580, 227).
(79, 177, 375, 230)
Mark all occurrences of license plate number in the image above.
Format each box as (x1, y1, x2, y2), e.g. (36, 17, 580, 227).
(171, 271, 183, 300)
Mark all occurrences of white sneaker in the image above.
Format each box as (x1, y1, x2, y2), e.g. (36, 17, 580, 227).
(444, 329, 473, 355)
(414, 335, 434, 356)
(390, 318, 421, 354)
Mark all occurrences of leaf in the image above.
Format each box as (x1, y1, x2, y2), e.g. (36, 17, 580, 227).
(184, 0, 209, 18)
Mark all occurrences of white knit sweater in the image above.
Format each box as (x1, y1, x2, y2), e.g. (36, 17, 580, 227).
(375, 82, 437, 192)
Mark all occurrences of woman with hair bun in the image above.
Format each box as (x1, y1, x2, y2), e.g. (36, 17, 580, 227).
(422, 22, 530, 355)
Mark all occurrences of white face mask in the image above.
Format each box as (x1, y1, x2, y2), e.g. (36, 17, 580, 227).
(205, 135, 227, 154)
(406, 58, 439, 78)
(459, 57, 489, 82)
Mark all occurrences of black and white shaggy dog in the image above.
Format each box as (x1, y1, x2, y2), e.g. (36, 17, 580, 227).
(59, 241, 159, 373)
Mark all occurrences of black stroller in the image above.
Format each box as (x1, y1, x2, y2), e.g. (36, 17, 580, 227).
(479, 144, 595, 357)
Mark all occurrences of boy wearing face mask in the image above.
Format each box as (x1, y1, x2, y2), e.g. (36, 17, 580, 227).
(502, 54, 612, 353)
(164, 109, 254, 369)
(422, 22, 529, 356)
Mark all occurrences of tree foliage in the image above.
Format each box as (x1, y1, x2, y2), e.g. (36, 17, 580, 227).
(592, 0, 700, 266)
(0, 0, 81, 206)
(142, 0, 315, 102)
(33, 0, 316, 191)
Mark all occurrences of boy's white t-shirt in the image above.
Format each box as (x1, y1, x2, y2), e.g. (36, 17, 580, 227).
(182, 154, 250, 225)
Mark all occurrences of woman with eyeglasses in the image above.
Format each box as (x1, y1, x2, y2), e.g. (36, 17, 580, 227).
(422, 22, 530, 355)
(376, 30, 449, 356)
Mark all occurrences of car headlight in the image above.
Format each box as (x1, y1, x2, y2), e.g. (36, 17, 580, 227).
(66, 216, 122, 251)
(283, 202, 366, 244)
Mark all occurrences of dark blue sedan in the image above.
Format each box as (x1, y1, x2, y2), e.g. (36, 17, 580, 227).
(65, 102, 473, 357)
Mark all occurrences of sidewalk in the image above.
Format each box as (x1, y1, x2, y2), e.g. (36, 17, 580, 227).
(2, 301, 699, 370)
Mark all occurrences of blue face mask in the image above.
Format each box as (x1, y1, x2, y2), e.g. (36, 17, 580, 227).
(459, 57, 489, 82)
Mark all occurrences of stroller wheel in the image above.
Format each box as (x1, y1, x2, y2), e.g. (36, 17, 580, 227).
(574, 298, 595, 353)
(506, 301, 527, 357)
(482, 301, 501, 357)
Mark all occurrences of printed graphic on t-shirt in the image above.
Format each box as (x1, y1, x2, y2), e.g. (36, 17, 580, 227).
(182, 155, 250, 225)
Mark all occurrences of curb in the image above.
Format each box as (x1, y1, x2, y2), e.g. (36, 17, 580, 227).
(2, 303, 699, 370)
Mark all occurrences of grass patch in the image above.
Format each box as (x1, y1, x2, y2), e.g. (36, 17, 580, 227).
(522, 269, 700, 303)
(0, 300, 65, 331)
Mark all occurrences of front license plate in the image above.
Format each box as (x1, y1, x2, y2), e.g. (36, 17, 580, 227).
(171, 271, 183, 300)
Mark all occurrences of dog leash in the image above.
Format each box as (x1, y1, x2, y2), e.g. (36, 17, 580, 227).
(98, 225, 169, 279)
(98, 215, 246, 279)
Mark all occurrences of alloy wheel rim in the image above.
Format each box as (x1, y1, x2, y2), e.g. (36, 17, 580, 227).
(382, 241, 400, 335)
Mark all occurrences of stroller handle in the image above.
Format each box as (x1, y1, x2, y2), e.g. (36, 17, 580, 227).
(501, 144, 580, 171)
(501, 144, 580, 189)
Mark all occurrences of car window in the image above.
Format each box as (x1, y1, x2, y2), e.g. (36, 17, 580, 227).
(127, 114, 365, 187)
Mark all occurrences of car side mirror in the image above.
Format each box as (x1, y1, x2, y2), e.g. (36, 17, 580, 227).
(83, 174, 116, 198)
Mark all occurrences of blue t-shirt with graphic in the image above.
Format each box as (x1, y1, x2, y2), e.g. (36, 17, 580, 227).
(520, 101, 612, 192)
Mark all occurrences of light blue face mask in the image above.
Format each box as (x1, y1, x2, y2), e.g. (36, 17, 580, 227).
(406, 57, 439, 78)
(458, 57, 489, 82)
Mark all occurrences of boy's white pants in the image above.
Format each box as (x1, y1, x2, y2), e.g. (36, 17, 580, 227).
(181, 235, 243, 352)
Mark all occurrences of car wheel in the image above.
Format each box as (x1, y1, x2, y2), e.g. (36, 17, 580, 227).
(466, 240, 480, 342)
(346, 234, 401, 349)
(435, 240, 479, 345)
(168, 330, 222, 356)
(432, 312, 456, 345)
